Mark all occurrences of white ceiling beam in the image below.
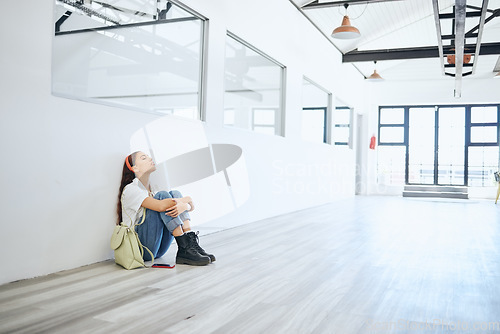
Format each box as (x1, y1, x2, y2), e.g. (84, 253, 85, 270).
(432, 0, 445, 77)
(454, 0, 466, 98)
(302, 0, 405, 10)
(471, 0, 489, 75)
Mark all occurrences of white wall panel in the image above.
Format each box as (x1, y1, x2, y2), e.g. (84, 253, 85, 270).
(0, 0, 360, 284)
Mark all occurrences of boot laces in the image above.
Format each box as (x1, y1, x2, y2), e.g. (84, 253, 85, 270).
(191, 231, 206, 253)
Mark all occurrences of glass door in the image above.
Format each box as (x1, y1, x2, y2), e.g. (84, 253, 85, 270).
(408, 107, 436, 184)
(407, 107, 466, 186)
(437, 107, 465, 185)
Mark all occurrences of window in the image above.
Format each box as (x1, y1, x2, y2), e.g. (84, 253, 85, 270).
(224, 109, 235, 126)
(468, 106, 500, 186)
(378, 107, 406, 185)
(377, 105, 499, 187)
(379, 107, 405, 145)
(52, 0, 206, 120)
(468, 147, 499, 186)
(252, 108, 278, 135)
(224, 33, 285, 135)
(378, 146, 406, 185)
(301, 78, 330, 143)
(470, 127, 498, 143)
(333, 106, 352, 146)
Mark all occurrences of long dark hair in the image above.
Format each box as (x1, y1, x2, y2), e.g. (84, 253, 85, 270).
(116, 152, 138, 225)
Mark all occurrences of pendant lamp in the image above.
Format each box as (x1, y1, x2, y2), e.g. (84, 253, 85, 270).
(495, 72, 500, 79)
(367, 61, 383, 81)
(331, 4, 361, 39)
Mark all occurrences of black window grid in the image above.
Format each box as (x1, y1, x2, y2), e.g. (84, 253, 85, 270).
(378, 104, 500, 187)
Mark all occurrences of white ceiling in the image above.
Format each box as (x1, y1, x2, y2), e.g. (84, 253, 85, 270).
(292, 0, 500, 81)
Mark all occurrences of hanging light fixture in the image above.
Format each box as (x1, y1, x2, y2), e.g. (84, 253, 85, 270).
(366, 61, 383, 81)
(495, 72, 500, 79)
(331, 3, 361, 39)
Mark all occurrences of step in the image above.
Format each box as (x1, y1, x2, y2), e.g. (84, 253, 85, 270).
(403, 191, 468, 199)
(404, 185, 468, 193)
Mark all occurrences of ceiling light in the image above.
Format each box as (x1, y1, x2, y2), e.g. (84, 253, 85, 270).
(446, 54, 471, 64)
(366, 61, 383, 81)
(331, 4, 360, 40)
(495, 72, 500, 79)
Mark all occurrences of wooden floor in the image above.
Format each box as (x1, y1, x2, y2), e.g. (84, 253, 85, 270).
(2, 196, 500, 334)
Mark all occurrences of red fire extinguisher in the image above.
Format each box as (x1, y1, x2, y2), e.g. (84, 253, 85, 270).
(369, 135, 376, 150)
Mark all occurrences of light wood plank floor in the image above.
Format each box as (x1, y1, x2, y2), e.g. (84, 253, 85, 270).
(2, 196, 500, 334)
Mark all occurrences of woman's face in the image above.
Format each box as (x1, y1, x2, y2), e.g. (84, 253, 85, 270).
(132, 152, 156, 175)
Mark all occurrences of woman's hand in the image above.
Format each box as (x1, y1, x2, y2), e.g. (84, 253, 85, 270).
(165, 199, 189, 217)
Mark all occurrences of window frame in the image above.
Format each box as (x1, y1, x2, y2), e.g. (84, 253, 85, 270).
(334, 106, 352, 147)
(378, 104, 500, 187)
(223, 31, 286, 136)
(302, 107, 328, 143)
(301, 76, 332, 144)
(52, 0, 209, 120)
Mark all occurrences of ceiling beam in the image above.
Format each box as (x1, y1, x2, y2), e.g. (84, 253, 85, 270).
(442, 33, 478, 39)
(342, 42, 500, 62)
(494, 56, 500, 72)
(465, 8, 499, 36)
(302, 0, 404, 10)
(467, 4, 496, 13)
(432, 0, 445, 76)
(453, 0, 466, 98)
(471, 0, 489, 75)
(57, 0, 120, 25)
(438, 11, 481, 19)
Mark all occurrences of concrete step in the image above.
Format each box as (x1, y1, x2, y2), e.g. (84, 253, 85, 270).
(403, 185, 468, 199)
(404, 185, 468, 193)
(403, 191, 468, 199)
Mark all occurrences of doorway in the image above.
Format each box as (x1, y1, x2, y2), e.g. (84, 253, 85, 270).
(407, 106, 465, 186)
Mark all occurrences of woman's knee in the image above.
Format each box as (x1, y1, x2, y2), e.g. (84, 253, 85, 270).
(154, 190, 172, 200)
(169, 190, 183, 198)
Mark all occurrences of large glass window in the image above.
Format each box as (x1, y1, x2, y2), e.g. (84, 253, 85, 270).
(377, 105, 499, 188)
(52, 0, 206, 120)
(224, 33, 285, 135)
(301, 78, 330, 144)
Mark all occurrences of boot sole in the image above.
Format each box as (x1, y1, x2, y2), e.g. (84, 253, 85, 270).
(176, 257, 210, 266)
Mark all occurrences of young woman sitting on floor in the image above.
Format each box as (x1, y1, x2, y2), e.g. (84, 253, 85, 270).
(117, 151, 215, 266)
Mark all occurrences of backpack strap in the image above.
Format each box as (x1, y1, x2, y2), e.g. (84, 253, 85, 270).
(134, 207, 154, 267)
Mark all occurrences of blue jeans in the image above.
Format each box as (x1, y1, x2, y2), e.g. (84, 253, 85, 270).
(135, 190, 190, 261)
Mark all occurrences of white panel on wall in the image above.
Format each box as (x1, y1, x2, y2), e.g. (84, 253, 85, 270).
(0, 0, 362, 285)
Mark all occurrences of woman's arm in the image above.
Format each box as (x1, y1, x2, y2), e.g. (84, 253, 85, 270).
(174, 196, 194, 212)
(141, 197, 176, 212)
(141, 197, 191, 218)
(173, 196, 192, 204)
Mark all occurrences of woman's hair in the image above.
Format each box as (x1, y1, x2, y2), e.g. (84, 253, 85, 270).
(116, 152, 138, 225)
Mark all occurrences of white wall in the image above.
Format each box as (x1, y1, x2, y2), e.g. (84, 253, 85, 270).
(0, 0, 361, 284)
(358, 78, 500, 197)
